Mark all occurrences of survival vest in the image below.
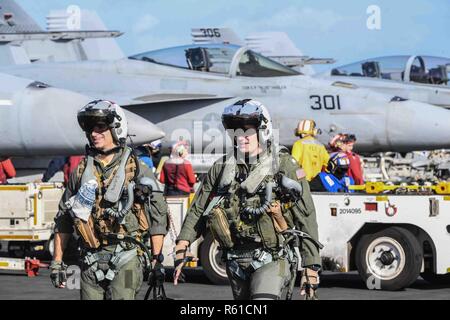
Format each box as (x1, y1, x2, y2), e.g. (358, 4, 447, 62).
(72, 147, 150, 249)
(211, 148, 296, 254)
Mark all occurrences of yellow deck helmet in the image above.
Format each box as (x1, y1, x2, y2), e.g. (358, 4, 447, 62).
(295, 119, 318, 136)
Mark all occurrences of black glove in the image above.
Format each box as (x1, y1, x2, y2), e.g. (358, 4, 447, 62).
(50, 261, 67, 288)
(148, 261, 165, 287)
(174, 257, 187, 283)
(174, 246, 194, 283)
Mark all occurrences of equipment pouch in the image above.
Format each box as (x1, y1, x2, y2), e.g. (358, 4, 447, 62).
(135, 204, 150, 231)
(207, 207, 234, 249)
(74, 215, 101, 249)
(123, 208, 140, 233)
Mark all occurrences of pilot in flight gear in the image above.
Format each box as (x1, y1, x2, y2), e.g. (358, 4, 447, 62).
(291, 119, 329, 181)
(173, 99, 322, 300)
(50, 100, 169, 300)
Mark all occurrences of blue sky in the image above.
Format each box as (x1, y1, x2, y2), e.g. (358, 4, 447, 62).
(17, 0, 450, 69)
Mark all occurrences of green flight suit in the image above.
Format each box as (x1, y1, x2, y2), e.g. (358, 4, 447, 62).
(177, 148, 321, 300)
(54, 148, 168, 300)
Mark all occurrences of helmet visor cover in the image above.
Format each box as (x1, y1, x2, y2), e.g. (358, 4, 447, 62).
(222, 99, 273, 144)
(222, 100, 267, 129)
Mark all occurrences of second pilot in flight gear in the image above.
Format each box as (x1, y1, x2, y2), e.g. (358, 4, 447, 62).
(50, 100, 169, 300)
(173, 99, 322, 300)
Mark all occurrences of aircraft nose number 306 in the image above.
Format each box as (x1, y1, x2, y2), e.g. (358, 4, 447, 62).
(200, 28, 221, 37)
(310, 95, 342, 110)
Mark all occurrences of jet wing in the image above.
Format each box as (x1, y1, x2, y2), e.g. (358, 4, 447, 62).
(45, 9, 125, 61)
(0, 30, 123, 42)
(117, 93, 234, 107)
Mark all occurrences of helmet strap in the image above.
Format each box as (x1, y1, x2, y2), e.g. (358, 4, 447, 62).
(110, 127, 120, 145)
(127, 134, 136, 149)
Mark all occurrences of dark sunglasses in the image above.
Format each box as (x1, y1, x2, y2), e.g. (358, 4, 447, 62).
(87, 122, 110, 133)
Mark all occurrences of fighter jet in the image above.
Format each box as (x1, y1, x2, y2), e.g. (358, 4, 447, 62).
(1, 42, 450, 154)
(0, 71, 164, 156)
(1, 3, 450, 156)
(196, 27, 450, 109)
(0, 1, 165, 157)
(191, 27, 335, 75)
(319, 55, 450, 109)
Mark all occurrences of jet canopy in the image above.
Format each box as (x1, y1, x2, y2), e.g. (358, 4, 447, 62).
(330, 55, 450, 86)
(129, 44, 300, 77)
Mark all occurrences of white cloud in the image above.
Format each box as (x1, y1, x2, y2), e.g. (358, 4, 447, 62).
(132, 14, 159, 35)
(268, 7, 344, 31)
(223, 6, 344, 35)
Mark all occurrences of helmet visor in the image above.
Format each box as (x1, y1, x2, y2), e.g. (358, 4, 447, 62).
(222, 114, 260, 130)
(77, 109, 114, 132)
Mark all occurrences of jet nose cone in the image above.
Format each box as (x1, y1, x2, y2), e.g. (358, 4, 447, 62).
(0, 86, 92, 156)
(125, 110, 165, 145)
(387, 100, 450, 151)
(0, 84, 165, 156)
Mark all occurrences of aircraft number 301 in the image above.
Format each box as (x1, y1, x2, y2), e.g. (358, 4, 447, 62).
(310, 95, 341, 110)
(200, 28, 221, 38)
